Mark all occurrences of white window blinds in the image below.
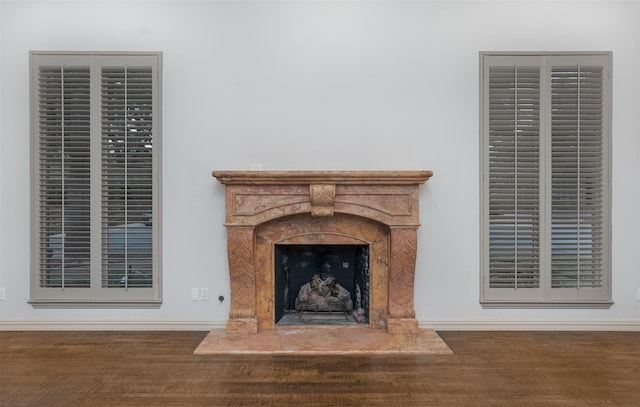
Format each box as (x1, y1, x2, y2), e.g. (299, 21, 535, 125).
(37, 65, 92, 289)
(30, 52, 162, 305)
(101, 67, 154, 289)
(487, 64, 541, 290)
(480, 53, 611, 307)
(550, 65, 605, 290)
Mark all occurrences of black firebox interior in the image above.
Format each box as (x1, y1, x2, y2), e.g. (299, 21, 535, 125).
(274, 244, 369, 325)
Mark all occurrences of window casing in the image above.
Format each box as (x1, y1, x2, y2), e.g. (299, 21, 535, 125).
(30, 52, 162, 306)
(480, 52, 611, 308)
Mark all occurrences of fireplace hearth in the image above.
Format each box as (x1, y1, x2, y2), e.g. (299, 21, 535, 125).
(194, 171, 453, 354)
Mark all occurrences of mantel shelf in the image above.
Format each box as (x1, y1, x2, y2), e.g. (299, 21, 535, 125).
(212, 170, 433, 185)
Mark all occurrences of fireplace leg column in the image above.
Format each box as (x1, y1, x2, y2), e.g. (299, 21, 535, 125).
(225, 226, 258, 334)
(387, 227, 421, 334)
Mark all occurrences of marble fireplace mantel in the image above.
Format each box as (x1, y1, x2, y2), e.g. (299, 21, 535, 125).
(211, 170, 433, 335)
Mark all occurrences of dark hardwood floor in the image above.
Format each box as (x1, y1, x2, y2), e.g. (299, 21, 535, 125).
(1, 330, 638, 406)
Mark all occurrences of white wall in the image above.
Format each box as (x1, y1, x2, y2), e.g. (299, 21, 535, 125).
(1, 0, 639, 330)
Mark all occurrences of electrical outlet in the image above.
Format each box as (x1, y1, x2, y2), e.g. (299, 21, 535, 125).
(200, 288, 209, 301)
(0, 288, 5, 301)
(191, 288, 200, 301)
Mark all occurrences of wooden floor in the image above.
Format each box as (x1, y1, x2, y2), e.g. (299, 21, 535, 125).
(1, 331, 638, 406)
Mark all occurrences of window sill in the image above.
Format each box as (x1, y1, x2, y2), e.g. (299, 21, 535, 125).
(29, 300, 162, 309)
(480, 300, 614, 309)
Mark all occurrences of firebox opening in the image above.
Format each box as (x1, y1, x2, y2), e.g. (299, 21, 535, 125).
(275, 244, 369, 326)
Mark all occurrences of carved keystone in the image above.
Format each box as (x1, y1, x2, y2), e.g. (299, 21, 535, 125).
(309, 184, 336, 217)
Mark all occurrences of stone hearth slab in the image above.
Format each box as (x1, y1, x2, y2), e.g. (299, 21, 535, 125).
(194, 328, 453, 355)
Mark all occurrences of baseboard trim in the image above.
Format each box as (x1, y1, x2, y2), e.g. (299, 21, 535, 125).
(0, 320, 226, 331)
(420, 320, 640, 331)
(1, 319, 638, 331)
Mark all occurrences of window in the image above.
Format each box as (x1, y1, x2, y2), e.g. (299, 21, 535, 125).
(480, 52, 611, 308)
(30, 52, 162, 306)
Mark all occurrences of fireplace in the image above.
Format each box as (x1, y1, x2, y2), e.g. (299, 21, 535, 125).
(211, 171, 432, 335)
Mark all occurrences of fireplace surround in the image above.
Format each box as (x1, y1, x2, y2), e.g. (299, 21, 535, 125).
(211, 170, 433, 335)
